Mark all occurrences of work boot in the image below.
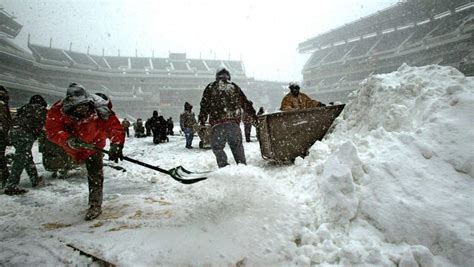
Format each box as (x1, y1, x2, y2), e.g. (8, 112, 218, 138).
(85, 205, 102, 221)
(4, 186, 28, 196)
(32, 176, 45, 188)
(58, 169, 68, 179)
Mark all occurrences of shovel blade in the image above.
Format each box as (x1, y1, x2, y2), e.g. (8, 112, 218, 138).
(168, 167, 208, 184)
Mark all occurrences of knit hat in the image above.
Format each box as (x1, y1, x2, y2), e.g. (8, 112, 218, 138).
(184, 102, 192, 111)
(29, 94, 47, 107)
(215, 67, 231, 80)
(288, 82, 300, 90)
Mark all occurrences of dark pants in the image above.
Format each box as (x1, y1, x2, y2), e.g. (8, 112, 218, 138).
(152, 128, 168, 144)
(6, 128, 38, 188)
(6, 129, 39, 188)
(0, 131, 8, 187)
(124, 128, 129, 137)
(244, 122, 252, 142)
(86, 152, 104, 207)
(184, 127, 194, 148)
(211, 122, 246, 168)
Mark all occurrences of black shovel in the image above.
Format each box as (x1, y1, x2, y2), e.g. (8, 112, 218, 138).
(83, 144, 209, 184)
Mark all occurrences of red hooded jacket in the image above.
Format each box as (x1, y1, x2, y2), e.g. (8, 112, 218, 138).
(45, 101, 125, 162)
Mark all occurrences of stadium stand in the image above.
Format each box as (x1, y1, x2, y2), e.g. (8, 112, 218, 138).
(299, 0, 474, 104)
(0, 7, 287, 118)
(130, 57, 150, 70)
(0, 9, 22, 38)
(104, 56, 129, 69)
(29, 44, 70, 66)
(205, 60, 225, 71)
(65, 50, 98, 68)
(170, 61, 189, 71)
(89, 55, 110, 69)
(226, 61, 245, 73)
(189, 59, 208, 72)
(151, 58, 170, 71)
(0, 38, 27, 55)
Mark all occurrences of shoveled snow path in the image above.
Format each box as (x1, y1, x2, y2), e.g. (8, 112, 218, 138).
(0, 133, 312, 266)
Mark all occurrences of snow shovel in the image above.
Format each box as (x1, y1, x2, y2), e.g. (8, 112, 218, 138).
(79, 143, 208, 184)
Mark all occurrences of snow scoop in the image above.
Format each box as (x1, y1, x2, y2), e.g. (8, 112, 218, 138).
(80, 143, 208, 184)
(258, 104, 345, 163)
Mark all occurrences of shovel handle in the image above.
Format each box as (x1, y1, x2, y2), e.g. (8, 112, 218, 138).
(82, 143, 207, 184)
(91, 146, 171, 175)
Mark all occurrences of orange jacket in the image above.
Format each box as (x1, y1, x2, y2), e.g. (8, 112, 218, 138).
(280, 92, 322, 111)
(121, 120, 131, 128)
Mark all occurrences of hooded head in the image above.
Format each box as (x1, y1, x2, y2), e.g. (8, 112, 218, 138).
(62, 83, 95, 116)
(95, 92, 113, 109)
(288, 82, 300, 96)
(93, 92, 113, 119)
(29, 95, 47, 108)
(153, 110, 158, 117)
(184, 102, 192, 111)
(215, 67, 231, 82)
(0, 85, 9, 102)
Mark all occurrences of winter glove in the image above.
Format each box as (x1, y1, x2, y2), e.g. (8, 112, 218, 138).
(67, 137, 88, 150)
(109, 144, 124, 163)
(320, 103, 327, 107)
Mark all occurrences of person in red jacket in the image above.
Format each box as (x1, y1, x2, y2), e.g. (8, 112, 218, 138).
(45, 83, 125, 220)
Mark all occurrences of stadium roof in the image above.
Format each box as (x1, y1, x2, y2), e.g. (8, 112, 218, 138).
(298, 0, 472, 53)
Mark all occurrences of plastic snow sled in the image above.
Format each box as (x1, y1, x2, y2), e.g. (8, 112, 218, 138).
(257, 104, 345, 163)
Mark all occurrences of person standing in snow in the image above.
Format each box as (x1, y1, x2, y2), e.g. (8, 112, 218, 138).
(145, 117, 152, 137)
(199, 67, 257, 168)
(133, 118, 146, 138)
(121, 118, 131, 137)
(45, 83, 125, 220)
(180, 102, 197, 149)
(0, 86, 12, 188)
(242, 101, 254, 142)
(157, 115, 169, 143)
(4, 95, 48, 195)
(167, 117, 174, 136)
(280, 82, 325, 111)
(256, 107, 265, 142)
(149, 110, 167, 144)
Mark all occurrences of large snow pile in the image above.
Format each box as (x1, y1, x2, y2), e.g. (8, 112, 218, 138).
(295, 64, 474, 266)
(0, 64, 472, 266)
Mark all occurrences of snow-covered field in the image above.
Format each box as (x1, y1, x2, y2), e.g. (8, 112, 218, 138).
(1, 64, 473, 266)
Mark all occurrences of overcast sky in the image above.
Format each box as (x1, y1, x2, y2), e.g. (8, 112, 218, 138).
(3, 0, 397, 82)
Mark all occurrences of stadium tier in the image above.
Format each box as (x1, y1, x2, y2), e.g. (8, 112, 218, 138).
(0, 9, 22, 38)
(0, 9, 285, 118)
(299, 0, 474, 103)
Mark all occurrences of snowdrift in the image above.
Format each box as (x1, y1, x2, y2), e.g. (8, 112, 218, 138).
(295, 64, 474, 266)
